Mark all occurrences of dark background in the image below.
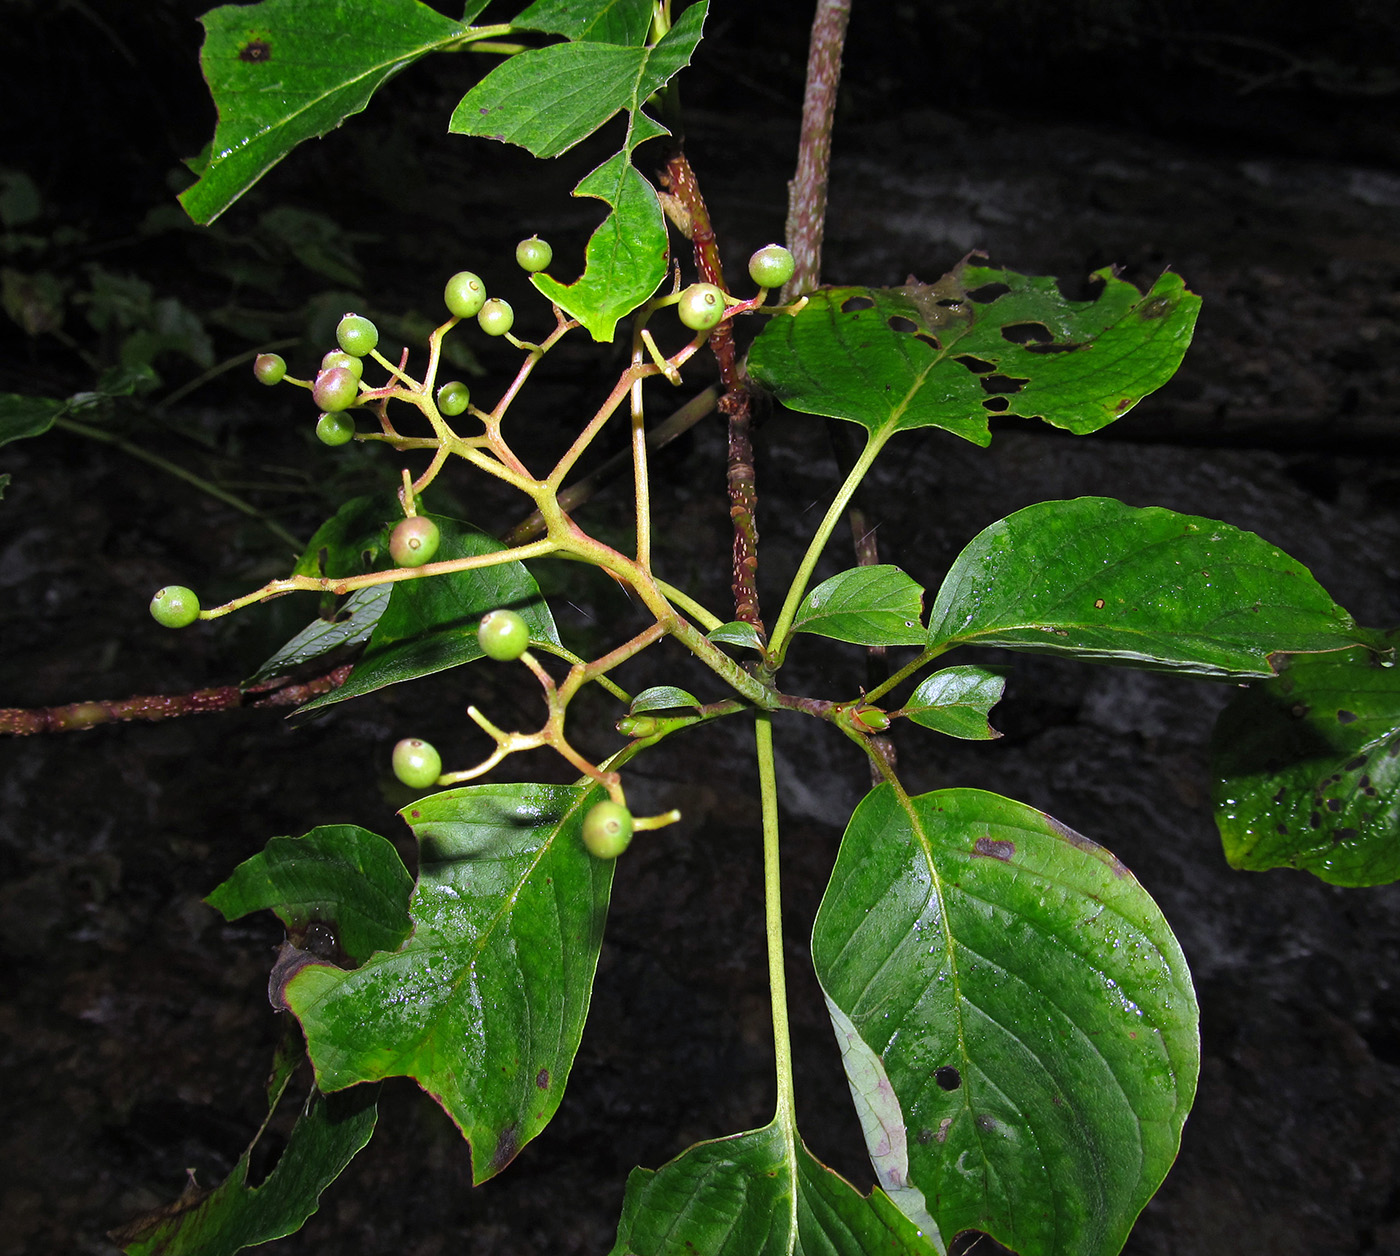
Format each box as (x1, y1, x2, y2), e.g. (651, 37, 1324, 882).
(3, 1, 1400, 1253)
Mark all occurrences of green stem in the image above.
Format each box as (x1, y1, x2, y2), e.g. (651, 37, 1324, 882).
(863, 645, 945, 706)
(653, 578, 723, 631)
(54, 416, 301, 552)
(768, 429, 890, 667)
(755, 713, 798, 1136)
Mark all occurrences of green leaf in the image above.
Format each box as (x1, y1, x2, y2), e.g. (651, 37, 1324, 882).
(0, 393, 62, 449)
(206, 825, 413, 964)
(296, 516, 559, 713)
(181, 0, 485, 223)
(1211, 637, 1400, 886)
(245, 585, 390, 687)
(790, 565, 926, 648)
(117, 1087, 378, 1256)
(812, 786, 1199, 1256)
(902, 665, 1006, 740)
(291, 492, 397, 578)
(611, 1121, 941, 1256)
(515, 0, 655, 44)
(747, 264, 1200, 448)
(450, 2, 703, 159)
(286, 784, 611, 1182)
(452, 2, 706, 340)
(529, 154, 670, 341)
(708, 620, 766, 652)
(629, 685, 702, 714)
(926, 497, 1368, 678)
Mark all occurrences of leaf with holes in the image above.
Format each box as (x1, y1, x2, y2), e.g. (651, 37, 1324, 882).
(926, 497, 1370, 678)
(901, 666, 1006, 740)
(1211, 635, 1400, 886)
(788, 565, 927, 650)
(285, 783, 612, 1183)
(611, 1120, 941, 1256)
(748, 262, 1200, 447)
(812, 786, 1198, 1256)
(207, 825, 413, 964)
(296, 516, 559, 713)
(181, 0, 489, 223)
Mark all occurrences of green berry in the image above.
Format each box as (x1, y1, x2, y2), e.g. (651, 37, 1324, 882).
(389, 516, 441, 567)
(477, 298, 514, 337)
(316, 411, 355, 446)
(515, 236, 553, 273)
(677, 282, 726, 332)
(321, 349, 363, 380)
(748, 244, 796, 290)
(336, 313, 378, 357)
(581, 800, 633, 859)
(253, 353, 286, 385)
(436, 380, 470, 416)
(477, 608, 529, 661)
(392, 737, 442, 790)
(444, 271, 487, 319)
(149, 585, 200, 629)
(313, 365, 359, 412)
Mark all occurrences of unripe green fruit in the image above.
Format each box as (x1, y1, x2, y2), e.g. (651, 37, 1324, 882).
(677, 282, 726, 331)
(477, 298, 514, 337)
(477, 608, 530, 661)
(149, 585, 200, 628)
(316, 411, 355, 446)
(444, 271, 487, 319)
(321, 349, 363, 380)
(582, 800, 633, 859)
(436, 380, 470, 417)
(392, 738, 442, 789)
(748, 243, 796, 290)
(853, 705, 891, 733)
(253, 353, 286, 385)
(336, 313, 378, 357)
(515, 236, 553, 273)
(389, 515, 441, 567)
(313, 365, 359, 412)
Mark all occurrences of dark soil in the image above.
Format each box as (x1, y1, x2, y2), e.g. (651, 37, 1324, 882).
(3, 3, 1400, 1254)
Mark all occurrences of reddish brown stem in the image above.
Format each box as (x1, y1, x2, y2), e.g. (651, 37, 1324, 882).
(0, 665, 352, 735)
(784, 0, 852, 299)
(662, 150, 763, 631)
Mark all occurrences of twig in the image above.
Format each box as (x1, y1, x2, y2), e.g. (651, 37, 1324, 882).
(0, 665, 353, 735)
(662, 151, 763, 631)
(782, 0, 852, 301)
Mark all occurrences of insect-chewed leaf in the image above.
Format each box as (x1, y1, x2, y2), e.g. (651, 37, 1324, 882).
(748, 261, 1200, 446)
(1212, 634, 1400, 885)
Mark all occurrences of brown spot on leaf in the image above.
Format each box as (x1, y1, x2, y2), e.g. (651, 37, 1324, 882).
(973, 836, 1015, 861)
(238, 38, 271, 63)
(536, 1068, 550, 1089)
(1138, 295, 1172, 319)
(1094, 598, 1105, 609)
(490, 1123, 519, 1174)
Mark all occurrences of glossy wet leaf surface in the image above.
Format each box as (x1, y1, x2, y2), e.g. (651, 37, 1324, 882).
(789, 564, 927, 648)
(812, 786, 1198, 1256)
(182, 0, 486, 222)
(926, 497, 1368, 678)
(748, 263, 1200, 447)
(610, 1120, 940, 1256)
(296, 515, 558, 713)
(206, 825, 413, 964)
(1211, 636, 1400, 885)
(902, 665, 1006, 740)
(285, 783, 611, 1182)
